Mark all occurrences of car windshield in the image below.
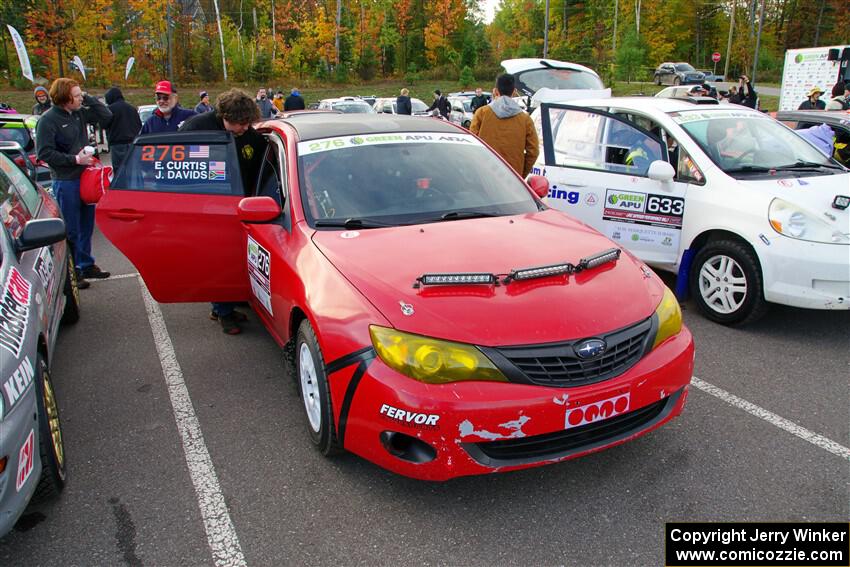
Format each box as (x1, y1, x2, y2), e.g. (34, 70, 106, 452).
(411, 99, 428, 113)
(332, 102, 375, 114)
(139, 106, 155, 123)
(676, 110, 834, 174)
(297, 132, 539, 227)
(516, 68, 604, 93)
(0, 123, 33, 151)
(675, 64, 696, 72)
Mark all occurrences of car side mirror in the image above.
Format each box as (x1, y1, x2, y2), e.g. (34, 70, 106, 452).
(647, 160, 676, 183)
(527, 175, 550, 198)
(238, 196, 281, 222)
(17, 218, 66, 253)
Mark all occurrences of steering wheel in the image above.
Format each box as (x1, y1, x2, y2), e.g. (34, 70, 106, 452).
(413, 182, 454, 208)
(726, 147, 758, 165)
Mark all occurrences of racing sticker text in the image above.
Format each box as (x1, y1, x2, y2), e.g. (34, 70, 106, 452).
(247, 237, 273, 315)
(34, 247, 54, 290)
(603, 189, 684, 229)
(564, 393, 630, 429)
(379, 404, 440, 429)
(3, 356, 34, 409)
(0, 267, 31, 358)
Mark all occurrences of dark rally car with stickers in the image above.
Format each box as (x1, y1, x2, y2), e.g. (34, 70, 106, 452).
(0, 151, 80, 537)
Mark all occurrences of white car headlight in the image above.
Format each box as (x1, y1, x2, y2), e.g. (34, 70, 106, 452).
(768, 198, 849, 244)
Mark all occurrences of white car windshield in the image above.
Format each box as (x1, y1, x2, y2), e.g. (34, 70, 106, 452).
(411, 99, 428, 113)
(676, 111, 834, 174)
(297, 133, 539, 227)
(332, 102, 375, 114)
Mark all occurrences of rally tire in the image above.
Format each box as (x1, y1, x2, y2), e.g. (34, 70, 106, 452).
(61, 255, 80, 325)
(295, 320, 340, 456)
(654, 74, 661, 86)
(32, 354, 66, 502)
(689, 239, 768, 326)
(673, 76, 681, 85)
(462, 120, 471, 129)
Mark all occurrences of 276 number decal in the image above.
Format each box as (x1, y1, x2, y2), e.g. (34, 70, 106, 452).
(646, 195, 684, 216)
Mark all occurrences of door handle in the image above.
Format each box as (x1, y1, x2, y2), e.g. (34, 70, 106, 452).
(562, 183, 587, 188)
(107, 210, 145, 221)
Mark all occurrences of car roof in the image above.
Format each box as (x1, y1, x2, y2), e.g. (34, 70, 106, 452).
(553, 96, 722, 114)
(321, 97, 368, 104)
(501, 58, 600, 77)
(278, 113, 461, 142)
(775, 110, 850, 126)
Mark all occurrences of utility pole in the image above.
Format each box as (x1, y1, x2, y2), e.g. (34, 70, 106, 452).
(166, 1, 173, 82)
(612, 0, 618, 55)
(335, 0, 341, 65)
(543, 0, 550, 58)
(751, 0, 766, 84)
(212, 0, 227, 80)
(724, 0, 736, 81)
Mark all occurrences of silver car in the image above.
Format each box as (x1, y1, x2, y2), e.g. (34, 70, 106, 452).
(0, 149, 79, 538)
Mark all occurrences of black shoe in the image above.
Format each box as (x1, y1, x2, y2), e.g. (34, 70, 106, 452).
(209, 310, 248, 322)
(76, 277, 90, 290)
(82, 265, 111, 279)
(219, 314, 242, 335)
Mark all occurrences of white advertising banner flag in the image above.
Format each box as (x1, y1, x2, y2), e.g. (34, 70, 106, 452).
(72, 55, 86, 80)
(6, 25, 33, 82)
(125, 57, 135, 80)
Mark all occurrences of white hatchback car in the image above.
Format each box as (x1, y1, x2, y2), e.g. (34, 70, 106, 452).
(530, 98, 849, 325)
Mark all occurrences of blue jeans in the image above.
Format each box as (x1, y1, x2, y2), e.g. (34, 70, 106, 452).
(53, 179, 95, 271)
(211, 302, 236, 317)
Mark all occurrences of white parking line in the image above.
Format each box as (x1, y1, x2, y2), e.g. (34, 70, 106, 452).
(88, 272, 140, 282)
(138, 277, 247, 567)
(691, 376, 850, 461)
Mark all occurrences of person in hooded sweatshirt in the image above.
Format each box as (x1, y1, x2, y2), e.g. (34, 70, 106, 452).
(284, 88, 306, 111)
(796, 123, 835, 158)
(104, 86, 142, 170)
(32, 86, 52, 115)
(470, 73, 539, 178)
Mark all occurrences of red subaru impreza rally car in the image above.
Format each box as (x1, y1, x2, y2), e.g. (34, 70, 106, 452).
(97, 115, 694, 481)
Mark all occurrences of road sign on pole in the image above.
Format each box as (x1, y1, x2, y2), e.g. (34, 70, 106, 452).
(712, 52, 721, 62)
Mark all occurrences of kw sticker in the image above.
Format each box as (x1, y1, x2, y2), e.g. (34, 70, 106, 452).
(247, 237, 272, 315)
(3, 356, 34, 410)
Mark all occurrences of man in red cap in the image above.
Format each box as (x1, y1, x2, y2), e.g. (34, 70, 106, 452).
(140, 80, 196, 133)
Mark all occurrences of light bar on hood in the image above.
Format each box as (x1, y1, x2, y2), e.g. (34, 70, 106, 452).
(508, 262, 575, 282)
(415, 273, 497, 287)
(576, 248, 621, 271)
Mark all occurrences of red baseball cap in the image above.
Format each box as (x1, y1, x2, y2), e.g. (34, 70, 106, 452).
(154, 80, 176, 95)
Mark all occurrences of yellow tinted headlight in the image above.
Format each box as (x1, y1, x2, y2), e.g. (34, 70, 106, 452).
(370, 325, 508, 384)
(653, 287, 682, 348)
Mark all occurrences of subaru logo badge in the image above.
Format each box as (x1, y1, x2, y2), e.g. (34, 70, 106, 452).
(574, 339, 606, 359)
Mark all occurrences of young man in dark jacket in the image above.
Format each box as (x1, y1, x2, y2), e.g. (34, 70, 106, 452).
(179, 89, 268, 334)
(104, 86, 142, 170)
(470, 88, 489, 113)
(140, 81, 196, 133)
(32, 86, 51, 115)
(729, 75, 757, 109)
(427, 89, 451, 119)
(36, 78, 113, 284)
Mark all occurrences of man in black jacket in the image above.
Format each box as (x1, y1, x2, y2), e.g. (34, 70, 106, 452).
(36, 77, 113, 283)
(396, 88, 412, 115)
(104, 86, 141, 171)
(470, 88, 489, 113)
(427, 89, 450, 119)
(180, 88, 268, 334)
(729, 75, 757, 109)
(284, 88, 306, 111)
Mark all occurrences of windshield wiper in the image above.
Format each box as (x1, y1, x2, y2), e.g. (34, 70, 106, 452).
(314, 218, 395, 229)
(439, 211, 501, 221)
(724, 165, 773, 173)
(773, 160, 843, 171)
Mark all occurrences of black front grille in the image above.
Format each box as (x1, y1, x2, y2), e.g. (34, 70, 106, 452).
(490, 317, 654, 387)
(463, 391, 678, 467)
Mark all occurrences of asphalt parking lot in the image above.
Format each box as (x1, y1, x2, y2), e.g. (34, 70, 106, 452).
(1, 230, 847, 566)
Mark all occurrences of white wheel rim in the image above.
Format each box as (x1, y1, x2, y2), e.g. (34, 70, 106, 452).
(698, 254, 748, 314)
(299, 343, 322, 433)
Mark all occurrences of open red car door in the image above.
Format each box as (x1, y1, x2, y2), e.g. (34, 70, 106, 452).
(96, 131, 250, 302)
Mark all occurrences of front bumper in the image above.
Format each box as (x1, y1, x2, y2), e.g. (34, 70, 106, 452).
(334, 326, 694, 481)
(0, 389, 41, 538)
(760, 236, 850, 310)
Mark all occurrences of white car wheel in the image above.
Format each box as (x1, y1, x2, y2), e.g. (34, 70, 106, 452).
(698, 254, 748, 314)
(299, 342, 322, 433)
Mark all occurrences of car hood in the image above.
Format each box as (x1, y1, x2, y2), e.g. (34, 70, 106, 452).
(311, 210, 664, 346)
(739, 172, 850, 229)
